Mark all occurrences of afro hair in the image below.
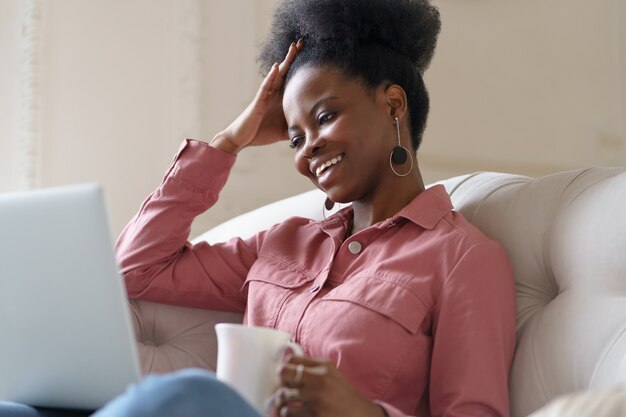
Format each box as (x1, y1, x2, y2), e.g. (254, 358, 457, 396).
(258, 0, 441, 149)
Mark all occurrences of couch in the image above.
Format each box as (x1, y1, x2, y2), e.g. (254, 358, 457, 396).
(131, 167, 626, 417)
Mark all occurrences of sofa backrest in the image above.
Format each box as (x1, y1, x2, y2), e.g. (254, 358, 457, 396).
(440, 168, 626, 416)
(137, 167, 626, 417)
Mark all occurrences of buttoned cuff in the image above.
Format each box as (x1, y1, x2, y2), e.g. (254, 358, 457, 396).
(165, 138, 236, 192)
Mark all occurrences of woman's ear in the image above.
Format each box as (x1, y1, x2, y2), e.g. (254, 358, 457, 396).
(385, 84, 408, 120)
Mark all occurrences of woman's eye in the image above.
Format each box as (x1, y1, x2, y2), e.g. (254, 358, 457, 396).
(289, 136, 304, 149)
(318, 112, 336, 125)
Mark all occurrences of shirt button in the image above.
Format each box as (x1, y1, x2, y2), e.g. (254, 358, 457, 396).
(348, 241, 362, 254)
(308, 284, 320, 293)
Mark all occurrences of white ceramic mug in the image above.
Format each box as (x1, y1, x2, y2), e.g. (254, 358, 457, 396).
(215, 323, 303, 414)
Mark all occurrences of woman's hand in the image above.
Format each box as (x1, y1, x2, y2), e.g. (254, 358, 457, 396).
(210, 40, 302, 155)
(269, 356, 387, 417)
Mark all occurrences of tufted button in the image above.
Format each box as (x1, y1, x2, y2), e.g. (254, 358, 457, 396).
(348, 241, 362, 254)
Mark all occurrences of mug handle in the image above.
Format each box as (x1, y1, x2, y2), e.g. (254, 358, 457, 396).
(285, 341, 304, 357)
(275, 341, 304, 362)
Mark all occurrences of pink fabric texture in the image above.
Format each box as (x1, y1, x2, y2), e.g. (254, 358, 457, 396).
(116, 139, 516, 417)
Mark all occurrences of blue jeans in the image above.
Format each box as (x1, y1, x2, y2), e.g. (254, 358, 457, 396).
(0, 403, 90, 417)
(0, 369, 263, 417)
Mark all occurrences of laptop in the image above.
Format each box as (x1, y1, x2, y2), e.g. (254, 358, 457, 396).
(0, 183, 141, 410)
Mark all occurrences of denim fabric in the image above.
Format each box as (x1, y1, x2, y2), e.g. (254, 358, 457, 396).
(0, 402, 90, 417)
(0, 402, 39, 417)
(1, 369, 260, 417)
(92, 369, 263, 417)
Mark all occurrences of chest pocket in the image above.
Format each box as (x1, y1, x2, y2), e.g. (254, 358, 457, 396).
(243, 257, 316, 328)
(322, 275, 430, 335)
(307, 275, 432, 398)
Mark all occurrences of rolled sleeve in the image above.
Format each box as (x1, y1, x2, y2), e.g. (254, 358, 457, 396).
(115, 139, 258, 312)
(167, 139, 236, 190)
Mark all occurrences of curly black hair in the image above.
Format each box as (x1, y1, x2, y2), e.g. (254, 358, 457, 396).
(259, 0, 441, 150)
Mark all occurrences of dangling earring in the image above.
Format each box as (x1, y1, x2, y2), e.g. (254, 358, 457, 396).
(389, 116, 414, 177)
(322, 197, 347, 219)
(322, 197, 335, 219)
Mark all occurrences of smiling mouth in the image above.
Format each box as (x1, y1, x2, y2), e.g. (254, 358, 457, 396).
(315, 154, 344, 177)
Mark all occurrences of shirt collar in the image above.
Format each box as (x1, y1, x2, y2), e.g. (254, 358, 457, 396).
(392, 184, 453, 230)
(319, 184, 453, 231)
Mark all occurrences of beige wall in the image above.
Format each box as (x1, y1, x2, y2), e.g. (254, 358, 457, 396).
(1, 0, 624, 238)
(422, 0, 626, 180)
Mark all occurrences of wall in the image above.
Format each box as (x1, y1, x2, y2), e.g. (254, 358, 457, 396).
(422, 0, 626, 180)
(0, 0, 624, 238)
(0, 0, 311, 238)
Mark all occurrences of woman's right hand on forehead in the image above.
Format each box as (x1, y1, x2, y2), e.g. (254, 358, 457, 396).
(209, 40, 302, 155)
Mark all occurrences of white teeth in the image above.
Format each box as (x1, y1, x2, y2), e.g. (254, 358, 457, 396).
(315, 154, 343, 177)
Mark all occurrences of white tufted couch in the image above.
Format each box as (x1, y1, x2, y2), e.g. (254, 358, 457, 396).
(130, 167, 626, 417)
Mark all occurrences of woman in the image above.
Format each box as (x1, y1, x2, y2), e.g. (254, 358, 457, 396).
(103, 0, 516, 416)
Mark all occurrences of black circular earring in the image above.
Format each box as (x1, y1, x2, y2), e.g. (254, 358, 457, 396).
(389, 117, 414, 177)
(323, 197, 346, 219)
(324, 197, 335, 211)
(391, 117, 409, 165)
(391, 146, 408, 164)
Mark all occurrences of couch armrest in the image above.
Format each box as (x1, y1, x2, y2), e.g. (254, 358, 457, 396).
(129, 300, 243, 374)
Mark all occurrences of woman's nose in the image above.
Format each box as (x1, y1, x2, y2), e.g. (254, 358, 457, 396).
(302, 135, 325, 158)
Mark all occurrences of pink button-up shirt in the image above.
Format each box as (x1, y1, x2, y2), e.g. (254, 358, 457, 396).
(117, 139, 516, 417)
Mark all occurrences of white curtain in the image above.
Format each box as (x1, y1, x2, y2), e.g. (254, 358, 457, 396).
(18, 0, 42, 190)
(0, 0, 41, 192)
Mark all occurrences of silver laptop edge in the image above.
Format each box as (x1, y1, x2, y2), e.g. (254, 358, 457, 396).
(0, 183, 141, 409)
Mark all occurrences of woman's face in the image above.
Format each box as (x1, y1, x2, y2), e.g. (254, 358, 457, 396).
(282, 65, 396, 204)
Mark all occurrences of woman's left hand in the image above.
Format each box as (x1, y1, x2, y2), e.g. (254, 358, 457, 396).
(269, 356, 386, 417)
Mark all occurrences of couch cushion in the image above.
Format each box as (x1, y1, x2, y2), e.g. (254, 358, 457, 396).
(440, 168, 626, 417)
(130, 300, 242, 374)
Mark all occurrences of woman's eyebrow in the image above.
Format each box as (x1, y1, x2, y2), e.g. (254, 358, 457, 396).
(308, 95, 339, 117)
